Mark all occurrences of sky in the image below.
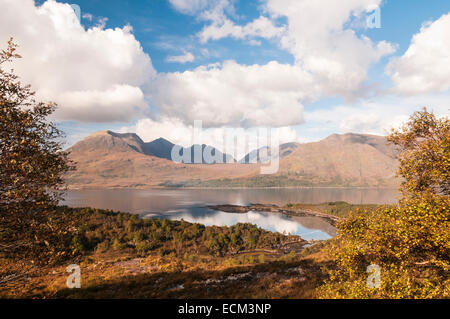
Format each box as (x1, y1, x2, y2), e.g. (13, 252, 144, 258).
(0, 0, 449, 149)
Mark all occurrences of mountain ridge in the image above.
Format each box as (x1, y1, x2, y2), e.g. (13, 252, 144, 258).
(65, 130, 401, 188)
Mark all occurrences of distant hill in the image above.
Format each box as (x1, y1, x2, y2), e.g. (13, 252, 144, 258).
(70, 131, 235, 163)
(239, 142, 300, 163)
(65, 131, 400, 188)
(69, 130, 145, 154)
(142, 137, 174, 160)
(65, 130, 255, 189)
(142, 138, 234, 163)
(275, 133, 400, 187)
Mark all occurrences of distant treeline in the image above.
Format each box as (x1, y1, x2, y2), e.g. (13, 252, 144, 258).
(158, 174, 387, 188)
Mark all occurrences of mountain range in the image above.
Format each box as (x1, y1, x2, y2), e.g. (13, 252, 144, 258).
(65, 130, 401, 189)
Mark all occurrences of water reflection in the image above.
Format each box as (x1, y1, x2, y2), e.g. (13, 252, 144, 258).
(148, 207, 333, 240)
(64, 188, 399, 214)
(63, 188, 398, 240)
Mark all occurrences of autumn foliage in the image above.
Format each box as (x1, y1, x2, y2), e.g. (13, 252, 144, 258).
(319, 109, 449, 298)
(388, 108, 449, 197)
(0, 39, 74, 264)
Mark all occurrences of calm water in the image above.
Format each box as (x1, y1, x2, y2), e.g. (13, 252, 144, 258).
(63, 188, 399, 240)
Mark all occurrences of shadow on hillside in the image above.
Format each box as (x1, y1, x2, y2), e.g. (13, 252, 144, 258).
(54, 258, 331, 299)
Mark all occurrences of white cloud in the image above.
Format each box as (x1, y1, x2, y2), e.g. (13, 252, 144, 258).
(169, 0, 233, 24)
(198, 16, 286, 43)
(200, 48, 210, 57)
(150, 60, 316, 127)
(166, 51, 195, 63)
(305, 93, 450, 136)
(248, 39, 262, 46)
(191, 0, 396, 96)
(153, 0, 395, 128)
(82, 13, 93, 21)
(120, 117, 192, 145)
(183, 1, 286, 45)
(265, 0, 395, 96)
(53, 85, 147, 122)
(0, 0, 155, 122)
(387, 12, 450, 94)
(96, 17, 109, 29)
(168, 0, 209, 15)
(2, 0, 419, 139)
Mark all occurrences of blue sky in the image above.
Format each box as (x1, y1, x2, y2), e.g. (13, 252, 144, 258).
(55, 0, 449, 72)
(48, 0, 295, 72)
(3, 0, 450, 148)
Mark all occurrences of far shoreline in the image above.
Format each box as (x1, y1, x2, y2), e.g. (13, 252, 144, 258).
(66, 185, 400, 191)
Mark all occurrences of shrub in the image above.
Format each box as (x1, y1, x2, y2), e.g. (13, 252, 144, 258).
(95, 240, 110, 253)
(136, 241, 155, 255)
(318, 109, 449, 299)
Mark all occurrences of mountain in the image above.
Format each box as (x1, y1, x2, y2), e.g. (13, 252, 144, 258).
(141, 136, 236, 164)
(70, 131, 234, 163)
(65, 131, 256, 188)
(275, 133, 400, 187)
(65, 131, 400, 188)
(69, 130, 146, 154)
(239, 142, 300, 163)
(142, 137, 174, 160)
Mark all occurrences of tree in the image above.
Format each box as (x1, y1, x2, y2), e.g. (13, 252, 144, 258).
(0, 39, 74, 264)
(318, 109, 449, 299)
(387, 108, 449, 197)
(0, 38, 72, 210)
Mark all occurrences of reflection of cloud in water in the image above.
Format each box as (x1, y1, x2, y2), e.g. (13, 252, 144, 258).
(148, 208, 332, 241)
(247, 211, 298, 235)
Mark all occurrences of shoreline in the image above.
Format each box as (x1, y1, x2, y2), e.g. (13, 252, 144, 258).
(66, 185, 399, 191)
(207, 203, 341, 226)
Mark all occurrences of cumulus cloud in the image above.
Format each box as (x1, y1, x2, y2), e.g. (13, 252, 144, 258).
(190, 0, 396, 97)
(387, 12, 450, 94)
(265, 0, 395, 96)
(171, 0, 284, 44)
(166, 51, 195, 63)
(153, 0, 395, 128)
(0, 0, 155, 122)
(150, 60, 316, 127)
(1, 0, 408, 137)
(52, 85, 147, 122)
(198, 16, 286, 43)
